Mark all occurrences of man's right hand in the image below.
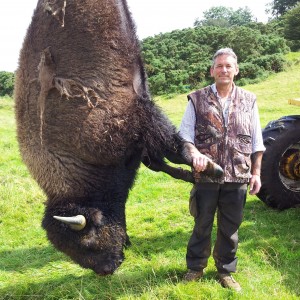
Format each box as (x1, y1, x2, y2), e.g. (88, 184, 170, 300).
(183, 142, 210, 172)
(183, 142, 224, 178)
(192, 151, 210, 173)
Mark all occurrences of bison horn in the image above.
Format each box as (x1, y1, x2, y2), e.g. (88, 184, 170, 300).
(53, 215, 86, 231)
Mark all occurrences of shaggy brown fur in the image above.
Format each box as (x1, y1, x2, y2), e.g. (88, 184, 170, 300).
(14, 0, 193, 275)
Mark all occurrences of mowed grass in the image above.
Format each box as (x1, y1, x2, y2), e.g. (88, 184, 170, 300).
(1, 54, 300, 299)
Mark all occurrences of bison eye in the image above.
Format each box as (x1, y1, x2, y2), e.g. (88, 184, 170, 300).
(91, 211, 104, 226)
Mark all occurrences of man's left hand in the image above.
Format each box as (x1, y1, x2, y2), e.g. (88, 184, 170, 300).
(249, 174, 261, 195)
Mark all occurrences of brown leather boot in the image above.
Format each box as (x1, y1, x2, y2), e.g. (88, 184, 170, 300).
(183, 269, 204, 282)
(218, 273, 242, 292)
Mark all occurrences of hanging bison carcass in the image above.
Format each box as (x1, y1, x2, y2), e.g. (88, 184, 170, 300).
(14, 0, 222, 275)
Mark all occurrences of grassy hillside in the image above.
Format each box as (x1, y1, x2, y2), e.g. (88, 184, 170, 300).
(0, 56, 300, 299)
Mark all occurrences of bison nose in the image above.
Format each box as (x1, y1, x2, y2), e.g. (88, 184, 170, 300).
(95, 264, 115, 276)
(94, 258, 123, 276)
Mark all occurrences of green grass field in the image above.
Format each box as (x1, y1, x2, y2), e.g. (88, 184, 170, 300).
(1, 55, 300, 299)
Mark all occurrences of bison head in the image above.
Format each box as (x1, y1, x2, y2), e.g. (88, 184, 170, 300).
(42, 198, 128, 275)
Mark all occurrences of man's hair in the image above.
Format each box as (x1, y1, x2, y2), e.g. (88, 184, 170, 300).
(212, 48, 238, 66)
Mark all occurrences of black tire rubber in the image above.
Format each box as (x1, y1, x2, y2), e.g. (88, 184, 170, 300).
(257, 116, 300, 209)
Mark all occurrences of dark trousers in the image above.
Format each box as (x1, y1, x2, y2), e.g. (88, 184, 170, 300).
(186, 182, 247, 273)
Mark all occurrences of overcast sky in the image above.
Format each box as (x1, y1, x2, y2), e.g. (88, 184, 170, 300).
(0, 0, 271, 72)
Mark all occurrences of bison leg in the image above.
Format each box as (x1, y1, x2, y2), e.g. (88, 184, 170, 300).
(142, 155, 195, 183)
(143, 141, 224, 182)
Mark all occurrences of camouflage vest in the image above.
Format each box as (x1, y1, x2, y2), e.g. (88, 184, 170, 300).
(188, 85, 256, 183)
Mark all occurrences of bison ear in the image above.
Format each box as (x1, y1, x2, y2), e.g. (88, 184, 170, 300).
(133, 62, 149, 98)
(53, 215, 86, 231)
(133, 66, 143, 97)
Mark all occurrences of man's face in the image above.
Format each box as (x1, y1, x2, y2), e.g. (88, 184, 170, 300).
(210, 54, 239, 87)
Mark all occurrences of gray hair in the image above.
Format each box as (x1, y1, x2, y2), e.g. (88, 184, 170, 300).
(212, 48, 238, 66)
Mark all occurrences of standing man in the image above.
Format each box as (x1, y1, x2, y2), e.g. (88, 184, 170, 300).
(179, 48, 265, 291)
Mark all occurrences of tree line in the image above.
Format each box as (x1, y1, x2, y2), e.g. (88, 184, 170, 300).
(1, 0, 299, 97)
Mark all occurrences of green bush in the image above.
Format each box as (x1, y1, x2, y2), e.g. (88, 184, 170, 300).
(249, 54, 288, 72)
(287, 40, 300, 51)
(238, 62, 265, 79)
(148, 73, 167, 95)
(259, 34, 289, 54)
(0, 71, 15, 97)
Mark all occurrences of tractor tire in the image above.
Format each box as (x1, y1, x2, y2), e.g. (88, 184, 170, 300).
(257, 116, 300, 209)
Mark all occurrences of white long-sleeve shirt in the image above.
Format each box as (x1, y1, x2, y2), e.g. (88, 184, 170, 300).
(179, 84, 266, 153)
